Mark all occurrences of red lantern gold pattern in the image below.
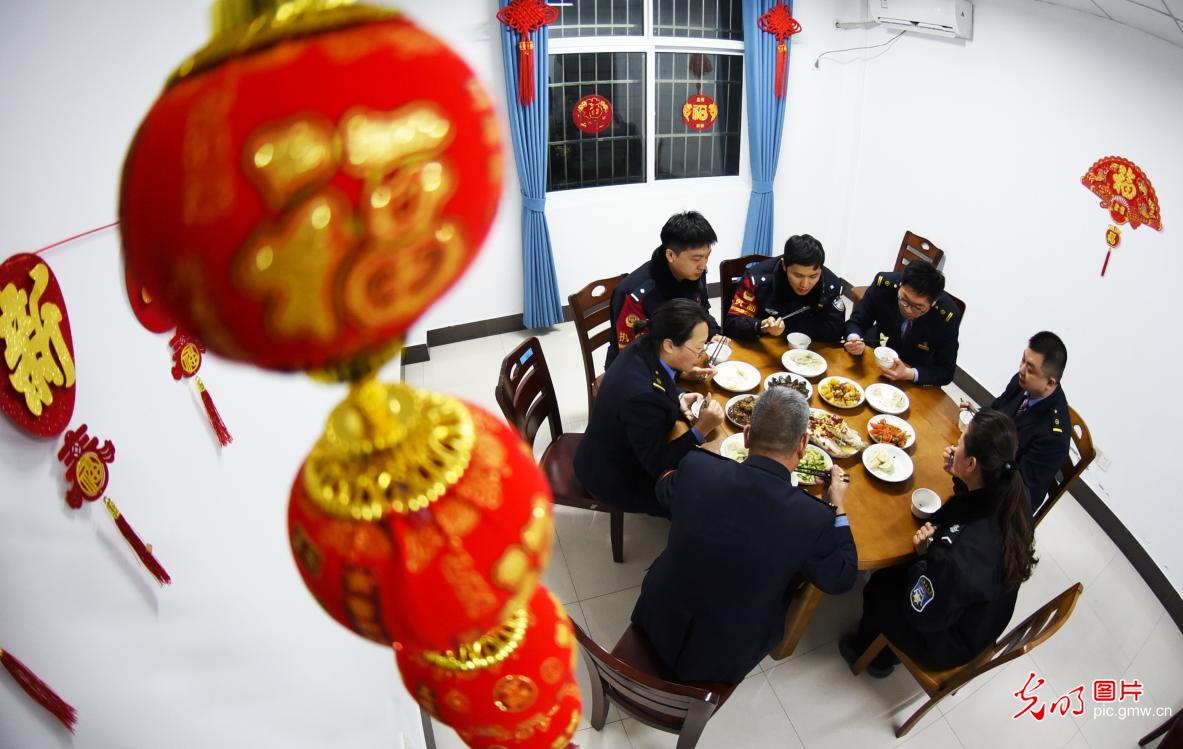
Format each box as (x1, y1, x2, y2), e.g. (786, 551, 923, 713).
(397, 586, 581, 749)
(572, 94, 612, 135)
(1081, 156, 1163, 276)
(0, 254, 76, 437)
(120, 5, 503, 375)
(288, 381, 554, 651)
(682, 94, 718, 131)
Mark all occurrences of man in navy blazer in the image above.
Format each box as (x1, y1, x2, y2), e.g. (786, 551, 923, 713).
(630, 388, 858, 683)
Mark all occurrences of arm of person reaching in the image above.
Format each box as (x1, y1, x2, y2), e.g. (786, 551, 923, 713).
(903, 530, 976, 633)
(802, 465, 858, 594)
(913, 314, 960, 386)
(621, 396, 699, 479)
(1016, 428, 1070, 511)
(722, 274, 764, 341)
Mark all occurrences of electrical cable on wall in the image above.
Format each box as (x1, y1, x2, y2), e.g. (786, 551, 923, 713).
(814, 30, 907, 67)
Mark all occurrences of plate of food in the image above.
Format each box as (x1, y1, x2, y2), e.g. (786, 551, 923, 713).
(712, 360, 761, 392)
(782, 349, 827, 378)
(725, 394, 758, 428)
(807, 408, 868, 458)
(862, 443, 914, 482)
(718, 433, 749, 463)
(763, 371, 812, 399)
(867, 414, 916, 449)
(818, 376, 865, 409)
(865, 383, 909, 415)
(792, 444, 833, 486)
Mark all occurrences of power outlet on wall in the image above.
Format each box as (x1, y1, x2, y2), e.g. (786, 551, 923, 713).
(1095, 450, 1111, 471)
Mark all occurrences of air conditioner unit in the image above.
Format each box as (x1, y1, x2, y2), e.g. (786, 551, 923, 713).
(869, 0, 973, 39)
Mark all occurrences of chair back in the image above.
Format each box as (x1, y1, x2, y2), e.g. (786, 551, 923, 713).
(947, 292, 967, 317)
(1035, 406, 1095, 527)
(718, 254, 767, 314)
(495, 337, 562, 451)
(895, 231, 944, 272)
(569, 274, 627, 414)
(572, 621, 730, 737)
(938, 583, 1083, 694)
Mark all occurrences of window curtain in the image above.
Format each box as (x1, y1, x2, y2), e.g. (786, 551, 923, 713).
(498, 3, 564, 329)
(740, 0, 792, 257)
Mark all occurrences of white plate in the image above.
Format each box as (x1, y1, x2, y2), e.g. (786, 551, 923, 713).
(792, 445, 834, 486)
(867, 414, 917, 449)
(725, 394, 758, 428)
(705, 340, 732, 363)
(782, 349, 827, 378)
(818, 376, 866, 409)
(712, 360, 761, 392)
(763, 371, 813, 399)
(718, 433, 749, 463)
(862, 443, 914, 482)
(865, 383, 910, 415)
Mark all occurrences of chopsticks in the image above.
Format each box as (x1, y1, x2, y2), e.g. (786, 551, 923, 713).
(707, 336, 730, 366)
(760, 306, 811, 329)
(794, 466, 851, 483)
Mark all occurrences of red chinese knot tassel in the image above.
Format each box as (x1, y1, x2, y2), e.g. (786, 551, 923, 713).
(0, 648, 78, 733)
(104, 498, 171, 585)
(758, 3, 802, 100)
(518, 39, 535, 104)
(197, 377, 233, 446)
(497, 0, 558, 105)
(775, 41, 788, 99)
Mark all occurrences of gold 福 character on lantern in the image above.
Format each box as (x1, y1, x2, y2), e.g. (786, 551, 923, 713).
(0, 263, 75, 416)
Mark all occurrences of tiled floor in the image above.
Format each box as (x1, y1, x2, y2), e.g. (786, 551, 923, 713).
(406, 322, 1182, 749)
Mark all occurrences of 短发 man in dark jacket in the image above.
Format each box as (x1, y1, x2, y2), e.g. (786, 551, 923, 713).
(605, 211, 721, 371)
(988, 331, 1072, 513)
(844, 261, 962, 386)
(630, 388, 858, 683)
(724, 233, 847, 343)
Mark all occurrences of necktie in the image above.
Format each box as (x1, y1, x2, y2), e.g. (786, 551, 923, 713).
(1016, 397, 1030, 418)
(900, 319, 911, 339)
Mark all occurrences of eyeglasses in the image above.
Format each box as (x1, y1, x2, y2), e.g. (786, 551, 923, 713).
(897, 291, 931, 314)
(682, 341, 708, 358)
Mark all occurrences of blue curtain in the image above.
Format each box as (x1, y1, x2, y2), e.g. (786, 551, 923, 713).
(740, 1, 792, 257)
(498, 6, 564, 329)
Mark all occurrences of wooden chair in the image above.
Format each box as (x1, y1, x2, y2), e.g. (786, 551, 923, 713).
(718, 254, 767, 314)
(569, 274, 627, 415)
(573, 620, 738, 749)
(851, 582, 1084, 738)
(495, 336, 625, 563)
(851, 231, 945, 304)
(1034, 406, 1095, 527)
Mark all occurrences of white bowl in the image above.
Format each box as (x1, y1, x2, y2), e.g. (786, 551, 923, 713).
(862, 443, 914, 482)
(705, 340, 732, 363)
(912, 488, 942, 519)
(787, 332, 812, 350)
(718, 433, 749, 463)
(865, 383, 909, 415)
(874, 346, 898, 369)
(959, 410, 974, 432)
(712, 360, 761, 392)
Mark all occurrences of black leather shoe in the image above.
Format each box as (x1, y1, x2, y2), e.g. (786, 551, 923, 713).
(839, 635, 895, 679)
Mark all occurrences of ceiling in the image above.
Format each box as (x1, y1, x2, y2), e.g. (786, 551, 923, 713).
(1036, 0, 1183, 47)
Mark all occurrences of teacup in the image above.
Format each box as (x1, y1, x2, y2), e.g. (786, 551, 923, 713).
(787, 332, 811, 350)
(958, 410, 974, 432)
(874, 346, 897, 369)
(911, 488, 942, 519)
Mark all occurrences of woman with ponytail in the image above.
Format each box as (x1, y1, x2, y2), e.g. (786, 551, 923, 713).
(575, 298, 726, 516)
(840, 409, 1038, 676)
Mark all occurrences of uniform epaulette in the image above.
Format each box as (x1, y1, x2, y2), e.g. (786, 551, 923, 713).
(629, 279, 656, 303)
(875, 273, 887, 287)
(1051, 408, 1063, 434)
(651, 375, 666, 393)
(934, 306, 956, 323)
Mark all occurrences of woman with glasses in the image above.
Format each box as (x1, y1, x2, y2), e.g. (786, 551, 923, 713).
(843, 261, 962, 386)
(575, 298, 726, 516)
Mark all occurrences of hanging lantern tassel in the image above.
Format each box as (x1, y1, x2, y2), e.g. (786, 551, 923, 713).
(104, 497, 171, 585)
(196, 377, 233, 446)
(497, 0, 558, 106)
(518, 39, 535, 104)
(758, 3, 802, 100)
(775, 41, 788, 98)
(0, 647, 78, 733)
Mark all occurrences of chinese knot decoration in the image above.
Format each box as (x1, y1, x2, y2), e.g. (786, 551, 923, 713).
(497, 0, 559, 106)
(0, 646, 77, 733)
(0, 254, 76, 438)
(169, 330, 233, 446)
(1080, 156, 1163, 276)
(758, 2, 802, 99)
(682, 94, 719, 131)
(572, 94, 612, 135)
(57, 424, 170, 585)
(120, 2, 503, 376)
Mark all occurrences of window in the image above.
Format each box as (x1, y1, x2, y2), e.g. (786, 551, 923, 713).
(546, 0, 744, 192)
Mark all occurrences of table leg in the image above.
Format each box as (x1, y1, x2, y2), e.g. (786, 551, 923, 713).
(770, 583, 824, 660)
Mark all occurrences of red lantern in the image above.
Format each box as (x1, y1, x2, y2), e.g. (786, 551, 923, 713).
(572, 94, 612, 135)
(682, 94, 718, 131)
(288, 381, 554, 650)
(123, 260, 174, 334)
(397, 586, 581, 749)
(120, 3, 503, 374)
(0, 254, 76, 438)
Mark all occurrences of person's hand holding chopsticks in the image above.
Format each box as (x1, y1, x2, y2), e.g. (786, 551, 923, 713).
(823, 464, 849, 515)
(759, 316, 785, 336)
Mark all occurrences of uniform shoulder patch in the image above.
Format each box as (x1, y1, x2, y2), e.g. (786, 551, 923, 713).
(629, 279, 655, 302)
(910, 575, 935, 612)
(938, 523, 962, 546)
(875, 274, 886, 287)
(651, 377, 666, 393)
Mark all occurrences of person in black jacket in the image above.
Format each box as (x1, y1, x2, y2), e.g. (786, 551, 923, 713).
(575, 299, 726, 516)
(632, 387, 857, 683)
(844, 262, 961, 386)
(840, 409, 1037, 677)
(605, 211, 721, 372)
(984, 332, 1072, 514)
(723, 234, 847, 343)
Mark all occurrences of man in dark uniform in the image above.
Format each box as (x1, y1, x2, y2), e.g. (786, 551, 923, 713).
(630, 388, 858, 683)
(605, 211, 721, 371)
(844, 261, 961, 386)
(723, 234, 847, 343)
(988, 331, 1072, 513)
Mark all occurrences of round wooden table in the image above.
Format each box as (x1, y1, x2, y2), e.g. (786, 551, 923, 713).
(692, 336, 964, 658)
